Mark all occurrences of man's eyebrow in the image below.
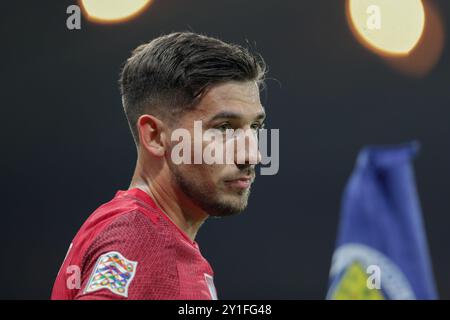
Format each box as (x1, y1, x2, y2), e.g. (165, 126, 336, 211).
(257, 105, 266, 121)
(208, 111, 241, 122)
(255, 111, 266, 121)
(208, 110, 266, 122)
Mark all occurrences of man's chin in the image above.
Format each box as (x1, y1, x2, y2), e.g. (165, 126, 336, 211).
(206, 194, 250, 217)
(171, 169, 251, 217)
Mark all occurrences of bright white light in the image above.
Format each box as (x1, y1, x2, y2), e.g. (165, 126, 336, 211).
(80, 0, 153, 23)
(347, 0, 425, 56)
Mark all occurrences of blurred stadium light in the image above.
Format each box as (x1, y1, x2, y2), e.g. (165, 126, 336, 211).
(79, 0, 153, 24)
(346, 0, 445, 77)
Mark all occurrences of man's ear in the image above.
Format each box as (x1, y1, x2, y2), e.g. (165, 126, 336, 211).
(137, 114, 166, 157)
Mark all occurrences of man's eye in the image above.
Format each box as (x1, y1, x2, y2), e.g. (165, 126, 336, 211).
(216, 123, 233, 131)
(251, 122, 264, 130)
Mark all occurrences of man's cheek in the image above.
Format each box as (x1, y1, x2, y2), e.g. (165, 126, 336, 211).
(203, 132, 227, 165)
(199, 164, 222, 187)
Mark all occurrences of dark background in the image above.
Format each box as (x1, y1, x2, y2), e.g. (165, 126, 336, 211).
(1, 0, 449, 299)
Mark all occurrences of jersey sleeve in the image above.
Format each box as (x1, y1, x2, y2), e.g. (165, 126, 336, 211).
(74, 210, 179, 300)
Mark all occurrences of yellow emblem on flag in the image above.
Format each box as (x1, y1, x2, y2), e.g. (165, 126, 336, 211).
(330, 261, 384, 300)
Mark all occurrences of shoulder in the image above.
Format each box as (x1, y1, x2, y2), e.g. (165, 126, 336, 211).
(81, 210, 173, 272)
(75, 210, 179, 299)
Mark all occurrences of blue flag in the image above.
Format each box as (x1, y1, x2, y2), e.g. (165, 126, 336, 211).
(327, 142, 437, 300)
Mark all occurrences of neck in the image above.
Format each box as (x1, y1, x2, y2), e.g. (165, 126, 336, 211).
(129, 161, 208, 242)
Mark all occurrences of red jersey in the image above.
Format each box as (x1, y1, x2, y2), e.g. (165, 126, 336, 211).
(51, 188, 217, 300)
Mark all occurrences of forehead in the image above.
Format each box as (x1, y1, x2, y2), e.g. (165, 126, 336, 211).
(192, 81, 263, 119)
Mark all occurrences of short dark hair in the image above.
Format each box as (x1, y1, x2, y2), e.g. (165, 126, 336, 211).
(119, 32, 266, 144)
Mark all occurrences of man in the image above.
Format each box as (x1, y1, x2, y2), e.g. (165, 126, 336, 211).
(51, 32, 266, 300)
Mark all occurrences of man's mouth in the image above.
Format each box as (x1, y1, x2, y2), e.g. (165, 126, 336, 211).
(224, 176, 254, 189)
